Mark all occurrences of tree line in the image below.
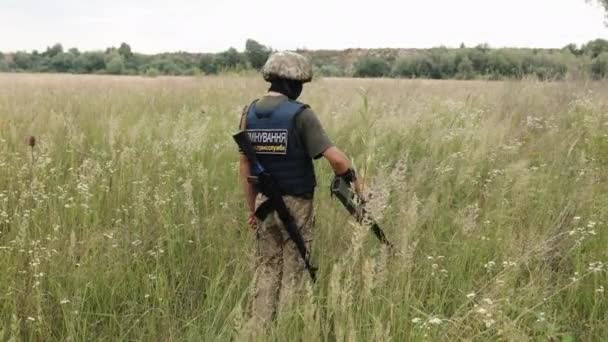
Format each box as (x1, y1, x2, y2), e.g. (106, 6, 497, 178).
(2, 39, 608, 80)
(334, 40, 608, 80)
(0, 39, 272, 77)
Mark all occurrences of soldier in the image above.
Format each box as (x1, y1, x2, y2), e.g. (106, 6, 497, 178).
(238, 51, 362, 336)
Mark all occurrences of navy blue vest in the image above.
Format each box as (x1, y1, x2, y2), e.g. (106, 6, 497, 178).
(245, 99, 316, 196)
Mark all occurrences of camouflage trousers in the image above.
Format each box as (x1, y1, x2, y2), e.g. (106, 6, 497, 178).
(243, 194, 314, 336)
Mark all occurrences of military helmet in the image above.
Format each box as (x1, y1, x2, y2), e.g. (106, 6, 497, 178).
(262, 51, 313, 83)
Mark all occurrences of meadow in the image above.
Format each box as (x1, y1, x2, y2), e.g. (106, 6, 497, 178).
(0, 73, 607, 341)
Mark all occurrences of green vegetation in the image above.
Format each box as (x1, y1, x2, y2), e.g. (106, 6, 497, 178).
(0, 74, 607, 341)
(0, 40, 268, 77)
(354, 56, 391, 78)
(3, 39, 608, 80)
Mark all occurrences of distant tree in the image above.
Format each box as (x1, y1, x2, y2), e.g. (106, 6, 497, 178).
(392, 57, 415, 77)
(354, 56, 391, 77)
(456, 56, 474, 79)
(186, 67, 201, 76)
(118, 43, 133, 59)
(162, 61, 182, 75)
(51, 52, 76, 72)
(410, 54, 436, 78)
(317, 64, 344, 77)
(68, 48, 80, 56)
(594, 0, 608, 16)
(591, 52, 608, 79)
(467, 48, 489, 74)
(475, 43, 490, 52)
(44, 43, 64, 58)
(216, 47, 244, 70)
(106, 55, 125, 74)
(199, 55, 218, 74)
(75, 51, 106, 73)
(0, 54, 8, 71)
(563, 43, 582, 56)
(486, 50, 524, 78)
(581, 39, 608, 58)
(245, 39, 271, 69)
(525, 53, 567, 80)
(435, 50, 457, 78)
(13, 52, 34, 70)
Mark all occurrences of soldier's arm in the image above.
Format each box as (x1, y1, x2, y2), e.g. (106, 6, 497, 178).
(239, 155, 257, 213)
(322, 147, 364, 194)
(296, 108, 364, 193)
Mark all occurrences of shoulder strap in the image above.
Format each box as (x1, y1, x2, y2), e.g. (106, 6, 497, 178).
(240, 99, 259, 130)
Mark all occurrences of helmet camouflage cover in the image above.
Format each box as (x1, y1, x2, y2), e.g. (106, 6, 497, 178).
(262, 51, 313, 83)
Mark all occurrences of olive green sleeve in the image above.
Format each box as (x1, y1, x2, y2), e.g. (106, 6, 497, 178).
(295, 107, 334, 159)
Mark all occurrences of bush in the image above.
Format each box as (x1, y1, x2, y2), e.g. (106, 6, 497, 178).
(187, 67, 202, 76)
(199, 55, 218, 75)
(75, 52, 106, 73)
(106, 55, 125, 75)
(392, 57, 415, 78)
(591, 52, 608, 79)
(354, 56, 391, 78)
(145, 68, 160, 77)
(316, 64, 344, 77)
(51, 52, 76, 73)
(0, 59, 8, 72)
(456, 56, 474, 80)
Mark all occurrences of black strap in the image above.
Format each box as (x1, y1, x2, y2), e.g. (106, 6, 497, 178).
(254, 200, 275, 221)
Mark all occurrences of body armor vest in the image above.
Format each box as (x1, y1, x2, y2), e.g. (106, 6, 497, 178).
(245, 99, 316, 196)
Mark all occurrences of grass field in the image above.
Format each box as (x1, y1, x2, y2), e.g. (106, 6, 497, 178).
(0, 73, 607, 341)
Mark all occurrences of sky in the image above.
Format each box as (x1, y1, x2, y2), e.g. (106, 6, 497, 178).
(1, 0, 607, 53)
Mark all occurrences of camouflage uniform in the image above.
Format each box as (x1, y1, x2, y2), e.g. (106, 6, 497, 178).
(243, 195, 313, 336)
(240, 52, 330, 338)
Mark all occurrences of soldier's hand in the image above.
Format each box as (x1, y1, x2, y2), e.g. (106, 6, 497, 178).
(247, 211, 257, 230)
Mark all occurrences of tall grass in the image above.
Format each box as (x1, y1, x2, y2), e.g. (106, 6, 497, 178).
(0, 74, 606, 341)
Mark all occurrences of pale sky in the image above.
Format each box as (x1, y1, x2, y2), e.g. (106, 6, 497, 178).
(1, 0, 607, 53)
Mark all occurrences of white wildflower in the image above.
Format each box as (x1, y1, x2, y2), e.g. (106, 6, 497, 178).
(484, 261, 496, 271)
(588, 262, 604, 273)
(411, 317, 422, 324)
(466, 292, 476, 299)
(427, 317, 443, 325)
(537, 312, 546, 322)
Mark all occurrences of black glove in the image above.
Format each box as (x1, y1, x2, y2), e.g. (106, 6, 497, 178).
(336, 168, 357, 184)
